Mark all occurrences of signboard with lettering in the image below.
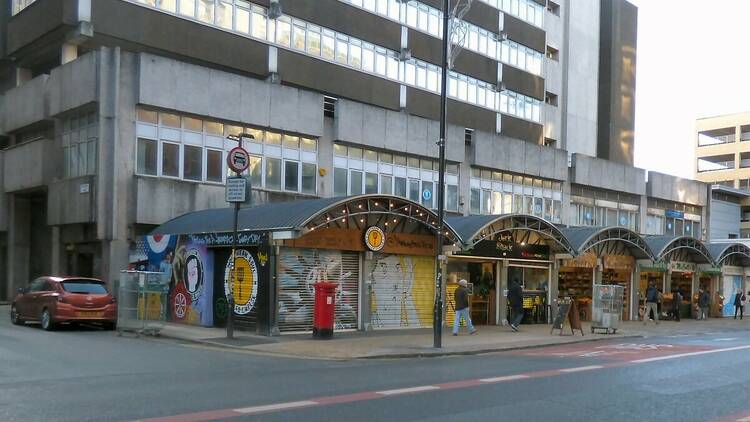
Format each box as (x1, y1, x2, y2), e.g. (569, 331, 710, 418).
(603, 255, 635, 270)
(665, 209, 684, 219)
(454, 232, 550, 260)
(285, 228, 436, 256)
(670, 261, 696, 273)
(225, 177, 247, 203)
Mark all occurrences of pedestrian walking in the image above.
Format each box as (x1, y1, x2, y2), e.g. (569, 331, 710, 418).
(643, 282, 659, 325)
(672, 289, 682, 322)
(734, 289, 746, 320)
(507, 279, 524, 332)
(698, 288, 710, 320)
(452, 279, 477, 336)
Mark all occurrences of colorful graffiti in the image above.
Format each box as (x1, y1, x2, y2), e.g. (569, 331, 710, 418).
(368, 254, 434, 329)
(277, 249, 358, 331)
(723, 275, 742, 317)
(130, 235, 214, 327)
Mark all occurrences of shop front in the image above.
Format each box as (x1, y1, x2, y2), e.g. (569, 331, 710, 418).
(446, 214, 577, 326)
(559, 227, 655, 322)
(137, 194, 458, 335)
(637, 260, 667, 318)
(645, 236, 714, 320)
(709, 243, 750, 318)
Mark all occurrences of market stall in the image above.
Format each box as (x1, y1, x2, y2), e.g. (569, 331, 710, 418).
(709, 243, 750, 318)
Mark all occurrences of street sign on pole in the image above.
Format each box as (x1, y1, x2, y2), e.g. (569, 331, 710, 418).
(226, 177, 247, 203)
(227, 146, 250, 173)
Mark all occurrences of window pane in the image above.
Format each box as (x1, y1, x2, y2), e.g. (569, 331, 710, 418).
(364, 150, 377, 161)
(380, 175, 392, 194)
(276, 19, 291, 46)
(265, 131, 281, 145)
(492, 191, 502, 214)
(307, 29, 321, 55)
(292, 24, 306, 50)
(447, 185, 458, 212)
(284, 160, 299, 191)
(422, 181, 434, 208)
(179, 0, 195, 17)
(137, 138, 157, 175)
(137, 109, 158, 124)
(205, 121, 223, 135)
(183, 145, 203, 181)
(161, 113, 180, 128)
(470, 189, 481, 214)
(365, 172, 378, 194)
(216, 1, 232, 29)
(266, 157, 282, 190)
(351, 170, 363, 195)
(322, 33, 335, 60)
(183, 116, 202, 132)
(236, 7, 250, 33)
(301, 137, 317, 151)
(248, 155, 262, 187)
(198, 0, 214, 23)
(302, 163, 316, 194)
(333, 144, 347, 156)
(334, 168, 348, 196)
(283, 135, 299, 149)
(207, 149, 223, 182)
(251, 11, 267, 39)
(409, 179, 420, 202)
(394, 177, 407, 197)
(336, 37, 348, 63)
(162, 143, 180, 177)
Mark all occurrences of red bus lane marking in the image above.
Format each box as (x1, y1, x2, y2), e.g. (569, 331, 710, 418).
(511, 342, 715, 362)
(134, 343, 750, 422)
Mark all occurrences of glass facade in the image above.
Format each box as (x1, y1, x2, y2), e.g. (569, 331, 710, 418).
(469, 169, 562, 223)
(569, 202, 640, 232)
(11, 0, 36, 15)
(62, 110, 98, 178)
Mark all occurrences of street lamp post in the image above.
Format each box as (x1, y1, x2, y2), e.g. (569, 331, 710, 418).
(433, 0, 451, 349)
(226, 133, 254, 339)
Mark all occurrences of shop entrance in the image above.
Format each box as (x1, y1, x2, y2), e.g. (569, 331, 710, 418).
(669, 271, 693, 319)
(639, 270, 664, 320)
(446, 260, 496, 326)
(558, 254, 596, 321)
(508, 263, 549, 324)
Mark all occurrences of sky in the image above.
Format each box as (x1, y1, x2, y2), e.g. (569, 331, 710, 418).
(630, 0, 750, 178)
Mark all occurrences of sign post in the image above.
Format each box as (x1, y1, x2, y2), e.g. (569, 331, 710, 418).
(225, 133, 253, 339)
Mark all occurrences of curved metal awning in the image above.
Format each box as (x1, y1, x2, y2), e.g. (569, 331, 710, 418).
(446, 214, 576, 255)
(559, 226, 656, 260)
(645, 236, 714, 265)
(151, 194, 460, 244)
(709, 242, 750, 267)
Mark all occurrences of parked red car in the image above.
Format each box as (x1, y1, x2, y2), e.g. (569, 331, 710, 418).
(10, 277, 117, 330)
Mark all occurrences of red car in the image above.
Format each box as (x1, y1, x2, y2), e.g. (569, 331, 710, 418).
(10, 277, 117, 330)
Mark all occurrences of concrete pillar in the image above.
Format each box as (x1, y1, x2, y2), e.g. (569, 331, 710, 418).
(6, 195, 30, 298)
(15, 67, 32, 87)
(549, 259, 560, 321)
(639, 194, 647, 235)
(361, 251, 372, 331)
(51, 226, 62, 274)
(61, 43, 78, 65)
(497, 259, 508, 325)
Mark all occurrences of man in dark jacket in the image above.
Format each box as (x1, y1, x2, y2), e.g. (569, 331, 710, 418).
(508, 279, 524, 332)
(671, 289, 682, 322)
(643, 283, 659, 325)
(734, 289, 746, 320)
(698, 289, 710, 320)
(452, 279, 477, 336)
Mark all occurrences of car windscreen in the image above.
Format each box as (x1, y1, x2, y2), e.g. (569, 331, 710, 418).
(61, 281, 108, 294)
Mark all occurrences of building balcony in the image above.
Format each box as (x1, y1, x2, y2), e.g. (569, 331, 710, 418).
(3, 137, 55, 192)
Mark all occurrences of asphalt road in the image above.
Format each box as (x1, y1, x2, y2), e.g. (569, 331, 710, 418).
(2, 305, 750, 422)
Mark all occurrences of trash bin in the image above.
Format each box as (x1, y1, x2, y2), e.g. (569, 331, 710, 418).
(313, 281, 338, 339)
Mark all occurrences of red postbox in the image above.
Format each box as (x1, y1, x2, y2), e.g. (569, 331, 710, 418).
(313, 281, 338, 339)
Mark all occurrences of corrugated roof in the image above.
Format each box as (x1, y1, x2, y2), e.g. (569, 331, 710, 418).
(558, 227, 603, 252)
(445, 215, 500, 244)
(151, 196, 346, 235)
(645, 235, 713, 264)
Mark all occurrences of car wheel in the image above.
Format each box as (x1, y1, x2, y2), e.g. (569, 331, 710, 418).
(10, 306, 23, 325)
(40, 309, 55, 331)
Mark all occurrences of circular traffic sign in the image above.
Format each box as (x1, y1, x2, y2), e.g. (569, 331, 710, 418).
(227, 146, 250, 173)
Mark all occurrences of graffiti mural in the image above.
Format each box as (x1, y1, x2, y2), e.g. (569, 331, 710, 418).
(130, 235, 214, 327)
(277, 248, 358, 332)
(367, 254, 434, 329)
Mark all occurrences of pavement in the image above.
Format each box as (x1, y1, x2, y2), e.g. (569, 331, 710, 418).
(153, 316, 750, 359)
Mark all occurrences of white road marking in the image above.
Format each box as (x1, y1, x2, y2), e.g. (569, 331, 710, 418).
(558, 365, 604, 373)
(631, 344, 750, 363)
(714, 338, 739, 342)
(736, 416, 750, 422)
(377, 386, 440, 395)
(234, 400, 318, 414)
(479, 374, 530, 383)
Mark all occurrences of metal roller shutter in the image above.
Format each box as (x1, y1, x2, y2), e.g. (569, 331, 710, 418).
(366, 254, 435, 329)
(277, 248, 360, 333)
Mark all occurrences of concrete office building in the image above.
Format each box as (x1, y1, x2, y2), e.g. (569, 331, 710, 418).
(0, 0, 707, 302)
(695, 112, 750, 238)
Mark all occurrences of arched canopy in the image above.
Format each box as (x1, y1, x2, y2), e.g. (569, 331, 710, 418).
(151, 194, 460, 244)
(645, 236, 714, 265)
(559, 226, 655, 260)
(446, 214, 576, 255)
(709, 242, 750, 267)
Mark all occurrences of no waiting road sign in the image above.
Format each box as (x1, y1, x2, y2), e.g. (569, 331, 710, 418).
(226, 177, 247, 203)
(227, 146, 250, 173)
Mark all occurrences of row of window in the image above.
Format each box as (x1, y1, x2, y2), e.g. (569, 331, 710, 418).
(11, 0, 35, 15)
(332, 144, 459, 211)
(341, 0, 543, 30)
(569, 203, 640, 232)
(341, 0, 544, 76)
(471, 168, 563, 191)
(470, 189, 562, 223)
(644, 214, 701, 238)
(62, 111, 98, 179)
(129, 0, 542, 123)
(135, 108, 318, 194)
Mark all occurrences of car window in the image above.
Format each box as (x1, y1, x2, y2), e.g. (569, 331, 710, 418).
(28, 279, 45, 292)
(42, 282, 57, 292)
(61, 281, 108, 294)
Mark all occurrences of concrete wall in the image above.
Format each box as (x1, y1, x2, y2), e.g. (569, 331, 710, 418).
(473, 130, 568, 181)
(47, 176, 96, 225)
(570, 153, 645, 195)
(3, 138, 55, 192)
(561, 0, 599, 158)
(0, 51, 98, 133)
(0, 150, 5, 232)
(138, 53, 324, 138)
(647, 171, 708, 207)
(710, 199, 741, 240)
(334, 99, 464, 163)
